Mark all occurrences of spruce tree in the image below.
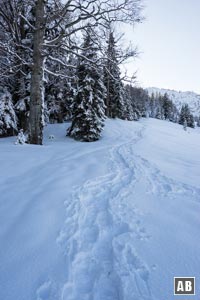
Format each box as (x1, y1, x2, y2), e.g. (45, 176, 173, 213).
(45, 10, 77, 124)
(46, 54, 77, 124)
(188, 113, 195, 128)
(155, 106, 163, 120)
(179, 104, 195, 128)
(104, 31, 127, 119)
(124, 85, 141, 120)
(196, 116, 200, 127)
(0, 88, 17, 137)
(183, 120, 187, 131)
(163, 93, 172, 120)
(0, 1, 34, 132)
(149, 93, 156, 118)
(67, 29, 106, 142)
(126, 85, 150, 118)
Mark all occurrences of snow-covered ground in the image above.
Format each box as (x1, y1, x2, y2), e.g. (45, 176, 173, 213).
(0, 118, 200, 300)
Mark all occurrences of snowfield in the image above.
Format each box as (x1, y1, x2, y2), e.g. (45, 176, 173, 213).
(0, 118, 200, 300)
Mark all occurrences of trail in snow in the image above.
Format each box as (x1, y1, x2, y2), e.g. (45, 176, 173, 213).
(57, 126, 154, 300)
(56, 121, 200, 300)
(1, 119, 200, 300)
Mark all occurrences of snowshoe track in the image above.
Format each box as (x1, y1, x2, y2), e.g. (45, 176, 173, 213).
(58, 126, 155, 300)
(56, 124, 200, 300)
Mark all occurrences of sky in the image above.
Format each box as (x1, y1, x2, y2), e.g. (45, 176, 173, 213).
(123, 0, 200, 93)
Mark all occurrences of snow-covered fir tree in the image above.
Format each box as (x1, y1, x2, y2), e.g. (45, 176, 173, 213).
(123, 90, 135, 121)
(0, 1, 34, 132)
(179, 104, 195, 128)
(155, 106, 163, 120)
(125, 85, 149, 118)
(104, 31, 128, 119)
(67, 28, 106, 142)
(146, 92, 178, 123)
(45, 53, 77, 123)
(196, 116, 200, 127)
(183, 119, 187, 131)
(162, 93, 174, 120)
(0, 88, 18, 137)
(124, 85, 141, 120)
(149, 93, 157, 118)
(44, 4, 77, 124)
(15, 129, 26, 144)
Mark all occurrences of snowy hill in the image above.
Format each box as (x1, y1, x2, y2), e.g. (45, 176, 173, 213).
(147, 87, 200, 116)
(0, 119, 200, 300)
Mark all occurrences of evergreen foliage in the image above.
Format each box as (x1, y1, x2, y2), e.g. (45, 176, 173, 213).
(124, 85, 141, 120)
(0, 2, 34, 132)
(183, 120, 187, 131)
(196, 116, 200, 127)
(104, 32, 127, 119)
(0, 88, 18, 137)
(15, 129, 26, 144)
(179, 104, 195, 128)
(125, 86, 148, 118)
(67, 29, 106, 142)
(162, 93, 175, 121)
(147, 92, 179, 122)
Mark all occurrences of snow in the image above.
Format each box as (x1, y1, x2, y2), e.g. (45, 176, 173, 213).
(0, 89, 17, 135)
(147, 87, 200, 116)
(0, 118, 200, 300)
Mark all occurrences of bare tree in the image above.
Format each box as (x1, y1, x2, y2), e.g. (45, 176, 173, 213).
(29, 0, 45, 144)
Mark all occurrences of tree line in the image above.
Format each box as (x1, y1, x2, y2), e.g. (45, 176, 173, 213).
(0, 0, 198, 143)
(0, 0, 144, 143)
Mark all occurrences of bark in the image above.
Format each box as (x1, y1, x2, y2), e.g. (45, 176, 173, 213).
(29, 0, 45, 145)
(106, 76, 111, 117)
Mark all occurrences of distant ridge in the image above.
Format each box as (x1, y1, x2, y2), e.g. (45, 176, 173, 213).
(146, 87, 200, 116)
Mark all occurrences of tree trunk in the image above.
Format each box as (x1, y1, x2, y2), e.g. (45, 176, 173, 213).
(29, 0, 45, 145)
(106, 77, 111, 117)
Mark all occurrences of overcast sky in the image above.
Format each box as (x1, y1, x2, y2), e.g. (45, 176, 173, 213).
(124, 0, 200, 93)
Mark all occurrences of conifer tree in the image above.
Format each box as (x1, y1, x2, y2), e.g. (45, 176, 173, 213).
(196, 116, 200, 127)
(183, 120, 187, 131)
(45, 54, 77, 124)
(104, 31, 127, 119)
(155, 106, 163, 120)
(124, 85, 141, 120)
(149, 93, 157, 118)
(188, 114, 195, 128)
(179, 104, 195, 128)
(67, 28, 106, 142)
(123, 88, 135, 121)
(163, 93, 173, 120)
(0, 1, 34, 132)
(15, 129, 26, 144)
(0, 88, 17, 137)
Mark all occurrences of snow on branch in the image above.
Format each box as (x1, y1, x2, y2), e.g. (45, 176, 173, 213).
(48, 55, 77, 69)
(44, 0, 143, 45)
(18, 13, 36, 31)
(44, 67, 76, 80)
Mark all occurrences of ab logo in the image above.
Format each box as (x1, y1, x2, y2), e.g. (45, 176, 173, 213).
(174, 277, 195, 295)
